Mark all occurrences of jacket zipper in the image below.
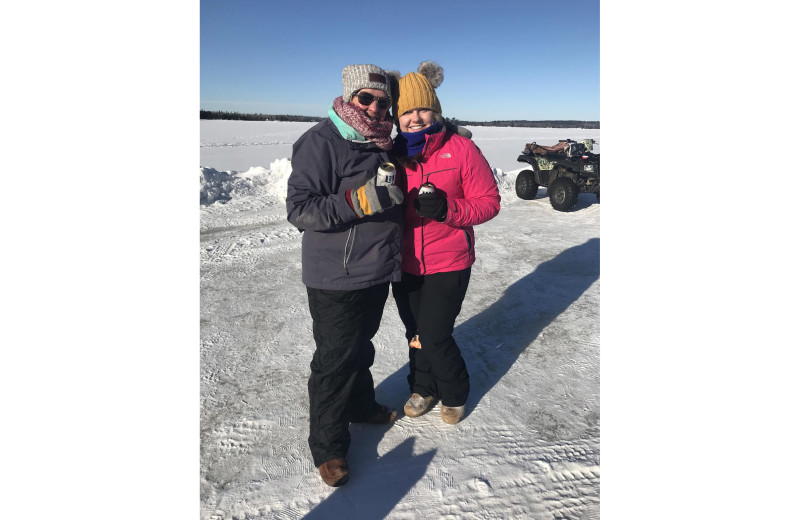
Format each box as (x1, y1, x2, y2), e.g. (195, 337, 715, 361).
(417, 163, 426, 274)
(343, 226, 356, 275)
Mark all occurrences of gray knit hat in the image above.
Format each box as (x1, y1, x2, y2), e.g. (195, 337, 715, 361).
(342, 64, 391, 103)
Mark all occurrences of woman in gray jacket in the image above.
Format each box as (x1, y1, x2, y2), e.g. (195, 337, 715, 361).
(286, 64, 404, 488)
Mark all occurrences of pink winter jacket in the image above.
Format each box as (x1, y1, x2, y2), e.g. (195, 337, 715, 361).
(395, 129, 501, 276)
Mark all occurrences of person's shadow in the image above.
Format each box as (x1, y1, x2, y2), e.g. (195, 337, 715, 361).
(378, 238, 599, 420)
(303, 436, 436, 519)
(303, 238, 598, 519)
(456, 238, 600, 416)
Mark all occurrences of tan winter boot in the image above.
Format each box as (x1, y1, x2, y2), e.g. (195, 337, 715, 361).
(318, 457, 349, 487)
(403, 393, 437, 418)
(441, 405, 465, 425)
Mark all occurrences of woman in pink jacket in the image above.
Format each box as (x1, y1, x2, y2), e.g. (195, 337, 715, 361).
(389, 62, 501, 425)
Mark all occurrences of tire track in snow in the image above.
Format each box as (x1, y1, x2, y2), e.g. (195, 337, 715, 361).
(200, 140, 294, 148)
(201, 217, 301, 264)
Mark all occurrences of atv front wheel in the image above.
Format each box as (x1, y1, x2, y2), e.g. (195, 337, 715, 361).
(515, 170, 539, 200)
(548, 177, 579, 211)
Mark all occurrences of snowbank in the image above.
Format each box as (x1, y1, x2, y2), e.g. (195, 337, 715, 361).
(200, 158, 293, 205)
(200, 159, 524, 208)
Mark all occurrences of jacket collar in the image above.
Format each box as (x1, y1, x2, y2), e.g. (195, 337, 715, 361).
(328, 104, 365, 142)
(418, 125, 449, 160)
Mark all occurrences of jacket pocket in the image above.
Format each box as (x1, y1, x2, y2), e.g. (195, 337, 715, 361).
(462, 228, 472, 253)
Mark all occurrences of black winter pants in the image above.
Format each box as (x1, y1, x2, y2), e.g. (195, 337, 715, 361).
(306, 283, 389, 468)
(391, 268, 471, 407)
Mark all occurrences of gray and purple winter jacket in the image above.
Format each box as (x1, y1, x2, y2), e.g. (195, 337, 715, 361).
(286, 118, 402, 290)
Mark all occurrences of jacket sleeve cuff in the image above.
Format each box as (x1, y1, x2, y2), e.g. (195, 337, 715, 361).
(440, 198, 454, 223)
(345, 189, 362, 218)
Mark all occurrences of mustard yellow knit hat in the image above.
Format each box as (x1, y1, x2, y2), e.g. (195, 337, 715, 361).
(392, 61, 444, 120)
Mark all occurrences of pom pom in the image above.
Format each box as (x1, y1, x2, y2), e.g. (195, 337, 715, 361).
(417, 61, 443, 89)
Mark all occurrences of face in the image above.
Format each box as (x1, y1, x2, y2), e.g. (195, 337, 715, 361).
(398, 108, 436, 133)
(350, 88, 390, 120)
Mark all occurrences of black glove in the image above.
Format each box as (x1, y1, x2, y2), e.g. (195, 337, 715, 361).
(414, 190, 448, 222)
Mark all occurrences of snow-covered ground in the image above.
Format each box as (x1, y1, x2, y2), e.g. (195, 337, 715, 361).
(200, 120, 600, 519)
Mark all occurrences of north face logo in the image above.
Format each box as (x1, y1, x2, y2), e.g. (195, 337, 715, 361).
(439, 153, 452, 158)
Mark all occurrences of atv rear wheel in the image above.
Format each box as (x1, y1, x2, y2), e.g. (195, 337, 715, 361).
(548, 177, 579, 211)
(515, 170, 539, 200)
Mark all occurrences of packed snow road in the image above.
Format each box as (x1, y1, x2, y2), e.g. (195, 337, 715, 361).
(199, 124, 600, 519)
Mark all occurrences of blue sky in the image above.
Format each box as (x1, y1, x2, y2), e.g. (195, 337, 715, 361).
(200, 0, 599, 122)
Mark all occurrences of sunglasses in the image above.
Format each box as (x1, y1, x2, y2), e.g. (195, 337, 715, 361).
(356, 92, 391, 110)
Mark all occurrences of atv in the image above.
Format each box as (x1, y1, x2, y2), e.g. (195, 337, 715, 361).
(515, 139, 599, 211)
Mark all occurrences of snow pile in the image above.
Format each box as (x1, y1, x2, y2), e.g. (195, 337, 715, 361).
(200, 159, 522, 209)
(492, 167, 520, 193)
(199, 167, 236, 205)
(200, 159, 519, 207)
(200, 158, 293, 205)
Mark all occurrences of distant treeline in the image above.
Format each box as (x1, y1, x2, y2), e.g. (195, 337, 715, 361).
(200, 110, 324, 122)
(200, 110, 599, 128)
(444, 117, 599, 129)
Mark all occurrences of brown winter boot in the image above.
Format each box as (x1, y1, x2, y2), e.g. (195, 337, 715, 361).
(404, 393, 437, 418)
(441, 405, 465, 425)
(355, 404, 398, 424)
(318, 458, 349, 487)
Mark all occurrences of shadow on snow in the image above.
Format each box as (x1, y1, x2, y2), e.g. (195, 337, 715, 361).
(304, 238, 598, 518)
(458, 237, 599, 417)
(377, 238, 600, 422)
(303, 436, 436, 520)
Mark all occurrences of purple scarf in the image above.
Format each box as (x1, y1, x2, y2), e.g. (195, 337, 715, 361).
(332, 96, 394, 150)
(395, 122, 442, 157)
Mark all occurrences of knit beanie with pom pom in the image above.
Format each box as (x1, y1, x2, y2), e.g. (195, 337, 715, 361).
(392, 61, 444, 119)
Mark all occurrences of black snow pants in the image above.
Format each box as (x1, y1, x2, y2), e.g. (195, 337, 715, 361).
(391, 268, 471, 407)
(306, 282, 389, 468)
